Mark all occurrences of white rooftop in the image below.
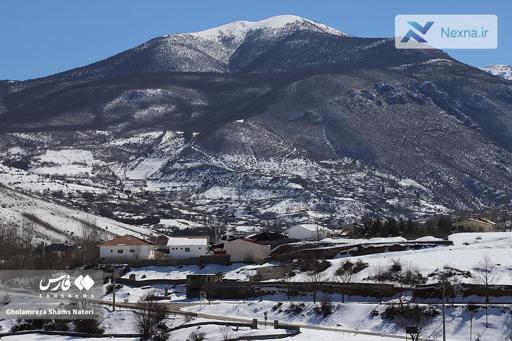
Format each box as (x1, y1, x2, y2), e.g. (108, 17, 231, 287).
(167, 237, 208, 246)
(292, 223, 332, 232)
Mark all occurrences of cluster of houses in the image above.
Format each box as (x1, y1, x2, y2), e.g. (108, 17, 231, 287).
(96, 217, 508, 263)
(98, 223, 334, 263)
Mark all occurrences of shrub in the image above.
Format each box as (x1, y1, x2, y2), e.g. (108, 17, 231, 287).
(1, 294, 11, 305)
(43, 319, 70, 331)
(381, 304, 439, 320)
(314, 298, 335, 318)
(189, 330, 206, 341)
(390, 259, 402, 273)
(353, 260, 369, 273)
(105, 283, 122, 294)
(11, 319, 45, 332)
(271, 302, 283, 311)
(73, 318, 104, 334)
(286, 302, 305, 315)
(296, 258, 330, 273)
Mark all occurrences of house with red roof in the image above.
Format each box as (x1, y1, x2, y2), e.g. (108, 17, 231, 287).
(99, 235, 155, 261)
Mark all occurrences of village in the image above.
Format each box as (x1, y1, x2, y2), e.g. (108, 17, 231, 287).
(11, 215, 504, 339)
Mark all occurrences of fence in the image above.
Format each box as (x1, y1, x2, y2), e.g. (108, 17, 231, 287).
(116, 277, 186, 287)
(272, 241, 453, 262)
(202, 281, 402, 300)
(201, 280, 512, 301)
(100, 254, 230, 267)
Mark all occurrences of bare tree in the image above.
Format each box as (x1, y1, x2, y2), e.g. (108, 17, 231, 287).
(334, 260, 356, 303)
(306, 271, 322, 304)
(473, 255, 501, 328)
(79, 220, 102, 265)
(133, 295, 168, 339)
(19, 219, 36, 269)
(220, 325, 233, 340)
(283, 270, 293, 301)
(391, 304, 438, 341)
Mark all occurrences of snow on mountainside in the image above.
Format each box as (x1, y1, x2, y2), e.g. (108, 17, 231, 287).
(1, 15, 512, 228)
(185, 15, 345, 40)
(481, 64, 512, 80)
(0, 183, 154, 243)
(155, 15, 346, 71)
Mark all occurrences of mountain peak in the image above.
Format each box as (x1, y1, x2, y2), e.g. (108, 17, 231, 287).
(178, 15, 346, 40)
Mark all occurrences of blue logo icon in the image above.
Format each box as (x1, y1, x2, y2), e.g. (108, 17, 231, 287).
(401, 21, 434, 43)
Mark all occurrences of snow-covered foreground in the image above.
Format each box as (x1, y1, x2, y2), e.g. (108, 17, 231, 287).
(0, 306, 403, 341)
(184, 298, 512, 341)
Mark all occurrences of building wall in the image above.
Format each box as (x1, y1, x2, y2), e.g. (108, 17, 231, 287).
(286, 226, 331, 240)
(167, 244, 207, 258)
(454, 220, 496, 232)
(99, 245, 154, 261)
(224, 239, 270, 263)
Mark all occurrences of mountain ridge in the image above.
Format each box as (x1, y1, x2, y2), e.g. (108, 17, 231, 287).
(1, 16, 512, 224)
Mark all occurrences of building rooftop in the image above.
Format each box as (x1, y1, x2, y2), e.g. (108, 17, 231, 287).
(167, 237, 208, 246)
(291, 223, 332, 232)
(99, 235, 152, 246)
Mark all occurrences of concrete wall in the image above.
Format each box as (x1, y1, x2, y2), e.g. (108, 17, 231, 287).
(285, 226, 330, 240)
(453, 220, 495, 232)
(99, 245, 154, 261)
(224, 239, 270, 263)
(164, 244, 207, 258)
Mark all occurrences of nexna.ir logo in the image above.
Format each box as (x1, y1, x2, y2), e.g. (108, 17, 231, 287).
(395, 15, 497, 49)
(400, 21, 434, 43)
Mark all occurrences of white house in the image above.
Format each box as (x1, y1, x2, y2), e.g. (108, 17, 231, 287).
(285, 224, 332, 240)
(165, 237, 208, 259)
(99, 235, 155, 261)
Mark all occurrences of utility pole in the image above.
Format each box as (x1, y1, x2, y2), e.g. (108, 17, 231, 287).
(442, 279, 446, 341)
(112, 264, 116, 312)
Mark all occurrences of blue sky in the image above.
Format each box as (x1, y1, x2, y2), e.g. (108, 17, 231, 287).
(1, 0, 510, 80)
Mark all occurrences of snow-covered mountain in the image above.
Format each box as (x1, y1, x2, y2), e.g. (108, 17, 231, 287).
(481, 64, 512, 80)
(1, 15, 512, 230)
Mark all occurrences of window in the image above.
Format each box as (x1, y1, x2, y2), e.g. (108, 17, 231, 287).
(118, 249, 124, 254)
(198, 247, 202, 250)
(110, 250, 113, 253)
(185, 247, 190, 252)
(129, 249, 135, 253)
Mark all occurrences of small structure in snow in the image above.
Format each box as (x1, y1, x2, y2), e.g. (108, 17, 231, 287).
(453, 218, 496, 233)
(285, 223, 332, 240)
(45, 243, 77, 258)
(220, 231, 291, 263)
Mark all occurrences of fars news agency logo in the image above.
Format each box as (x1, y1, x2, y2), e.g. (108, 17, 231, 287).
(39, 273, 95, 292)
(395, 15, 498, 49)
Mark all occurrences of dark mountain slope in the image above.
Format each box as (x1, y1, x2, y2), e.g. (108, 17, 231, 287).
(1, 15, 512, 217)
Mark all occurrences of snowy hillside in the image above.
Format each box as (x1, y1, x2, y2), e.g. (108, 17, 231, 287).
(481, 64, 512, 80)
(0, 183, 154, 243)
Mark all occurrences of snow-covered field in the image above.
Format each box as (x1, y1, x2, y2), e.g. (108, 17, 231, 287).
(31, 149, 104, 177)
(306, 232, 512, 285)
